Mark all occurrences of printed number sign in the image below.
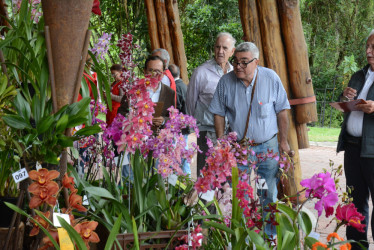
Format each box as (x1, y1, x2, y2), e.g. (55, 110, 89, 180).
(12, 168, 29, 183)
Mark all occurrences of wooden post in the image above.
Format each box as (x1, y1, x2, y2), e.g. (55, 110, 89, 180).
(238, 0, 265, 66)
(145, 0, 160, 51)
(277, 0, 318, 125)
(165, 0, 188, 83)
(257, 0, 303, 196)
(154, 0, 174, 64)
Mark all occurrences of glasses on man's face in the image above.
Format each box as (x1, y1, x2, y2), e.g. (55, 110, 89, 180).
(231, 57, 257, 68)
(146, 69, 163, 76)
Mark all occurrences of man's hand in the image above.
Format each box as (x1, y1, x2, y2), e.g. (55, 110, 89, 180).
(342, 87, 357, 100)
(152, 116, 164, 127)
(356, 100, 374, 114)
(279, 140, 295, 157)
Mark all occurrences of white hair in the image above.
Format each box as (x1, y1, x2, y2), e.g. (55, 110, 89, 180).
(216, 32, 236, 49)
(152, 48, 170, 68)
(368, 29, 374, 39)
(234, 42, 260, 60)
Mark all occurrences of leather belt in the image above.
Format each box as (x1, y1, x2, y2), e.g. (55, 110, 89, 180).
(249, 134, 276, 147)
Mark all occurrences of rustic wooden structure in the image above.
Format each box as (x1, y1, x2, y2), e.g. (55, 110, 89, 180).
(145, 0, 188, 84)
(239, 0, 318, 197)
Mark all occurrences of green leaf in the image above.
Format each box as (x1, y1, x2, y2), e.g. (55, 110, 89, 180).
(58, 217, 87, 250)
(74, 124, 102, 136)
(85, 186, 116, 200)
(304, 236, 319, 249)
(36, 115, 54, 134)
(57, 134, 74, 148)
(297, 211, 313, 236)
(204, 221, 235, 235)
(5, 203, 60, 250)
(14, 90, 31, 120)
(277, 203, 297, 221)
(280, 231, 296, 250)
(104, 214, 123, 250)
(3, 114, 31, 129)
(132, 216, 140, 250)
(56, 114, 69, 133)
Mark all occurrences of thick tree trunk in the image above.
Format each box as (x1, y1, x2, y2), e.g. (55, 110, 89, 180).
(165, 0, 189, 83)
(145, 0, 160, 51)
(257, 0, 303, 197)
(238, 0, 264, 66)
(154, 0, 174, 64)
(277, 0, 318, 125)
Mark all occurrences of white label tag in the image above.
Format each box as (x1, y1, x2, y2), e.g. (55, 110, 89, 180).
(36, 162, 42, 171)
(53, 213, 71, 227)
(12, 168, 29, 183)
(167, 174, 178, 186)
(200, 190, 215, 202)
(308, 232, 320, 240)
(82, 195, 89, 205)
(256, 179, 268, 190)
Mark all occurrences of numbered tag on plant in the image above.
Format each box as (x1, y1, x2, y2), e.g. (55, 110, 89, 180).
(57, 228, 74, 250)
(36, 161, 42, 171)
(200, 190, 215, 202)
(53, 213, 71, 227)
(256, 179, 268, 190)
(12, 168, 29, 183)
(167, 174, 178, 186)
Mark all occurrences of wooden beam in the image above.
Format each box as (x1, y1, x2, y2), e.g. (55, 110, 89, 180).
(278, 0, 318, 125)
(154, 0, 174, 64)
(238, 0, 264, 66)
(257, 0, 303, 197)
(165, 0, 188, 83)
(145, 0, 160, 51)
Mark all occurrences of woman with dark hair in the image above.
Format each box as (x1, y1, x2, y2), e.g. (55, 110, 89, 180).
(106, 64, 124, 125)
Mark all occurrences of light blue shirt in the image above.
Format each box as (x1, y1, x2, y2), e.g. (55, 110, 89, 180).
(186, 59, 233, 131)
(209, 66, 290, 143)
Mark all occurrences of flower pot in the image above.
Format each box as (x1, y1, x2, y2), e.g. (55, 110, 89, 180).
(0, 222, 25, 250)
(41, 0, 93, 109)
(0, 196, 18, 227)
(113, 230, 188, 250)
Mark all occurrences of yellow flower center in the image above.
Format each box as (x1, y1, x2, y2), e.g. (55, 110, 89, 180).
(38, 176, 46, 185)
(83, 229, 92, 239)
(145, 104, 149, 109)
(133, 137, 138, 142)
(139, 119, 143, 124)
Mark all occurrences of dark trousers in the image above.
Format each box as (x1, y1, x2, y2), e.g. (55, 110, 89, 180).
(344, 140, 374, 249)
(197, 131, 209, 177)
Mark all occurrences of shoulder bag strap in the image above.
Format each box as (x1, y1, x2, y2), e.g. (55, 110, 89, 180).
(241, 71, 258, 141)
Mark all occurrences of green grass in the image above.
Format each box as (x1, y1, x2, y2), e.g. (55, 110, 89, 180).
(308, 126, 340, 142)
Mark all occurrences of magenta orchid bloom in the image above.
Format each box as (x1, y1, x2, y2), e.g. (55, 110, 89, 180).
(300, 172, 339, 217)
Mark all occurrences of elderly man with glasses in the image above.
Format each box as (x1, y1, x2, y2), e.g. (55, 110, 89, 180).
(209, 42, 292, 240)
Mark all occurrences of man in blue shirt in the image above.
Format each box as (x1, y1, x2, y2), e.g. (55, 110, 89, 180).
(209, 42, 292, 239)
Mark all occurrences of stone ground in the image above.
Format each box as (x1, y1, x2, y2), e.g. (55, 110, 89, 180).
(187, 134, 373, 247)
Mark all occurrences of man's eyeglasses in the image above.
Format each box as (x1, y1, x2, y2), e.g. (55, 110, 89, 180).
(231, 58, 257, 68)
(146, 69, 163, 76)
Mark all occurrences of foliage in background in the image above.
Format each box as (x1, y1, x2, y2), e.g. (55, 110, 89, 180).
(301, 0, 374, 127)
(180, 0, 243, 75)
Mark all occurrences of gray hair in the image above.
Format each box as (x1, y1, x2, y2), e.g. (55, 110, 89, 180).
(216, 32, 236, 49)
(234, 42, 260, 59)
(368, 29, 374, 39)
(152, 48, 170, 68)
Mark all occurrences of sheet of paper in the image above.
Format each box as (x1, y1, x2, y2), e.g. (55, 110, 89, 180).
(53, 213, 71, 227)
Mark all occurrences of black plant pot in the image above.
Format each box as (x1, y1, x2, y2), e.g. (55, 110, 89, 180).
(0, 197, 18, 227)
